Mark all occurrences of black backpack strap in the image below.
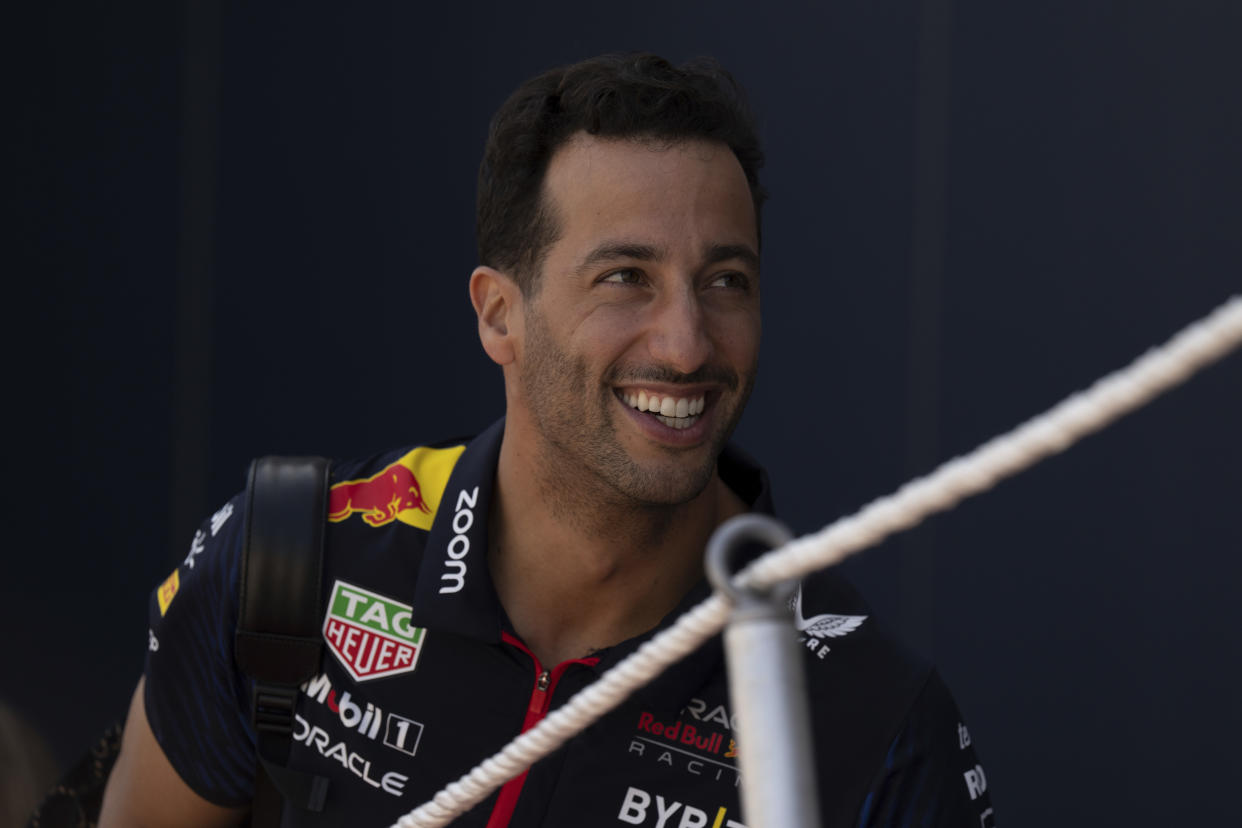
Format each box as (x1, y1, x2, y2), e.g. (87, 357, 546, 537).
(236, 456, 332, 824)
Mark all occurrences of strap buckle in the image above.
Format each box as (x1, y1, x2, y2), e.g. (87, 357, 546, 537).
(253, 683, 300, 736)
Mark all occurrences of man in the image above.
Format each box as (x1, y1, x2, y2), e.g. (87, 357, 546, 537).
(100, 54, 994, 827)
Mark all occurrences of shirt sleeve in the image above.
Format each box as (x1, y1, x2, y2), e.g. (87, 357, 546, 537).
(855, 670, 995, 827)
(142, 493, 256, 807)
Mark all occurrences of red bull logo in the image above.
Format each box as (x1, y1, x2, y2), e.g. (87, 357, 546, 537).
(330, 461, 431, 527)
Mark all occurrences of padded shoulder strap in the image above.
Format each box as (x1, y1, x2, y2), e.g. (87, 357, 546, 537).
(237, 456, 332, 823)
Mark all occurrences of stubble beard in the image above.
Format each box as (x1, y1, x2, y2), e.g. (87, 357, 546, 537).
(519, 309, 753, 517)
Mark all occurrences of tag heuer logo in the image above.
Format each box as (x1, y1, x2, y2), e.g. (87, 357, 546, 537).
(323, 580, 427, 682)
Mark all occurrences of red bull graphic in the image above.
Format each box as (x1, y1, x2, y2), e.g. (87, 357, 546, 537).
(326, 445, 467, 531)
(330, 461, 431, 527)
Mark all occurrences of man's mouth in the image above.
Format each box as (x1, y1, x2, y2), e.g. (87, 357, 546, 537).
(618, 389, 706, 430)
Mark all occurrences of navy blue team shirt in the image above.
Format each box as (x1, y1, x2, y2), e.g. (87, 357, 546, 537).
(144, 418, 995, 827)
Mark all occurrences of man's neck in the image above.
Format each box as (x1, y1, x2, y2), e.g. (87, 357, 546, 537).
(488, 429, 747, 668)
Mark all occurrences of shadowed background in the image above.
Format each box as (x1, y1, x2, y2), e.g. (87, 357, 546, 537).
(8, 2, 1240, 825)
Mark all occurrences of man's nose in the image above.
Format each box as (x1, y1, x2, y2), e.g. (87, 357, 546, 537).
(646, 288, 712, 375)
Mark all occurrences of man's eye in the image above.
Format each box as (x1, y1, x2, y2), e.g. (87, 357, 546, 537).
(709, 271, 750, 290)
(600, 269, 643, 285)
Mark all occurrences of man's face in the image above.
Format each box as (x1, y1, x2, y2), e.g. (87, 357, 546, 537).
(512, 134, 761, 506)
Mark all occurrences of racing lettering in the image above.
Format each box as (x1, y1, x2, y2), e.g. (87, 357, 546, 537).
(628, 741, 741, 787)
(439, 486, 478, 594)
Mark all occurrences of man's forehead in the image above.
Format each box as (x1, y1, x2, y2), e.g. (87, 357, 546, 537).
(541, 133, 759, 258)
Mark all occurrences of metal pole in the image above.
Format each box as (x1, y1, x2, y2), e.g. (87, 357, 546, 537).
(706, 515, 821, 828)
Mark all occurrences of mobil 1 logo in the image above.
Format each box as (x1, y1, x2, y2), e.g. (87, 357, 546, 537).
(304, 672, 425, 757)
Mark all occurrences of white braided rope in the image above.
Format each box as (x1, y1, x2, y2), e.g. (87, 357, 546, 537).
(393, 295, 1242, 828)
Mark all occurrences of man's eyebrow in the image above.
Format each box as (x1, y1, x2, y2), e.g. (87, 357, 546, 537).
(704, 243, 760, 272)
(572, 241, 760, 276)
(575, 242, 664, 274)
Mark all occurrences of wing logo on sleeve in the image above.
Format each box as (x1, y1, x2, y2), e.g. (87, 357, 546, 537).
(156, 570, 180, 616)
(788, 584, 867, 660)
(323, 580, 427, 682)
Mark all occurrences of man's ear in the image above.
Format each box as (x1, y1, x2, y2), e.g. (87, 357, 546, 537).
(470, 266, 521, 366)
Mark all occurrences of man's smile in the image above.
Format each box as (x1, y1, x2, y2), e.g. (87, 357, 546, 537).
(618, 388, 706, 429)
(612, 385, 723, 446)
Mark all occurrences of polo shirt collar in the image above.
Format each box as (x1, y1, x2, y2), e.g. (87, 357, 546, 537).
(410, 418, 507, 641)
(409, 418, 777, 662)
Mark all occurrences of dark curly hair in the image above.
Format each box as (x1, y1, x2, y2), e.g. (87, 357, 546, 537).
(476, 53, 766, 294)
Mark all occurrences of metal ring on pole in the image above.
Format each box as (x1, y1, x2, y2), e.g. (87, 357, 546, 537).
(705, 514, 822, 828)
(705, 513, 796, 604)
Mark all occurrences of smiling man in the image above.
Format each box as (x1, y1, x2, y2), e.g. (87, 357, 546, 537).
(478, 133, 762, 669)
(100, 54, 993, 827)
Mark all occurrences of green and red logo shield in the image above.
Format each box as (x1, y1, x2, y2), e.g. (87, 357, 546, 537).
(323, 580, 427, 682)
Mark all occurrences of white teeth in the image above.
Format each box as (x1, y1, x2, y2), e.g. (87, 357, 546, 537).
(656, 414, 694, 430)
(622, 390, 707, 425)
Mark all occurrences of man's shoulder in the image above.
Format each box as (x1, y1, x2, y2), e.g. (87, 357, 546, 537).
(789, 570, 948, 824)
(330, 436, 473, 484)
(794, 569, 930, 696)
(793, 570, 932, 753)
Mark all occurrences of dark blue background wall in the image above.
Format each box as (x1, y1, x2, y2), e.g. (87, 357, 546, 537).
(9, 2, 1240, 825)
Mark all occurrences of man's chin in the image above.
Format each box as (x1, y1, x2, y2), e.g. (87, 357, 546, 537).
(607, 457, 719, 508)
